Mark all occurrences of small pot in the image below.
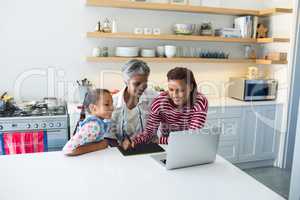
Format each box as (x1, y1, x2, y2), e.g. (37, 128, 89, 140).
(43, 97, 58, 109)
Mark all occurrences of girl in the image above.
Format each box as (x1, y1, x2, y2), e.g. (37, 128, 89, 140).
(63, 89, 114, 156)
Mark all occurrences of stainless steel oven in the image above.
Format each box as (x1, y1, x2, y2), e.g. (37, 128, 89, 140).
(228, 77, 278, 101)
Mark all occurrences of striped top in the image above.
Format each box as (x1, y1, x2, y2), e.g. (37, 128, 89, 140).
(132, 91, 208, 145)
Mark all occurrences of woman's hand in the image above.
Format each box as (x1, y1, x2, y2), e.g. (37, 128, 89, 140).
(121, 138, 132, 150)
(131, 141, 135, 148)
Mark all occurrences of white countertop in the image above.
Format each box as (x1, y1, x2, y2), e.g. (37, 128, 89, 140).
(207, 97, 283, 107)
(67, 97, 282, 114)
(0, 148, 284, 200)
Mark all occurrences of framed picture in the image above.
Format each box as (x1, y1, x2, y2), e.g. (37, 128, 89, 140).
(170, 0, 187, 4)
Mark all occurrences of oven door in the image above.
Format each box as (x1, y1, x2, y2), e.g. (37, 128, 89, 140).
(47, 129, 68, 151)
(244, 80, 278, 101)
(0, 129, 68, 154)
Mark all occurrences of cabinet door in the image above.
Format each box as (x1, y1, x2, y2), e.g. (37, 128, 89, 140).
(218, 141, 239, 163)
(220, 117, 240, 141)
(256, 108, 278, 160)
(239, 105, 279, 162)
(203, 119, 221, 132)
(239, 108, 258, 161)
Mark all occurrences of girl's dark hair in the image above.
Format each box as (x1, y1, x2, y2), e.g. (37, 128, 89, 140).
(84, 88, 111, 113)
(167, 67, 198, 106)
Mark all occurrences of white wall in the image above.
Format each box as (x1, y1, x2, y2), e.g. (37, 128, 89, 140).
(0, 0, 293, 103)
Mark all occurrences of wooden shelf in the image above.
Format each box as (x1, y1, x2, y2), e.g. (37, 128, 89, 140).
(259, 8, 293, 16)
(256, 38, 290, 43)
(256, 59, 288, 65)
(87, 56, 255, 63)
(86, 0, 292, 16)
(87, 32, 290, 44)
(86, 56, 288, 65)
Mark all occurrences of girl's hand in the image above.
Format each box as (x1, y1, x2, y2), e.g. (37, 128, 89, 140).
(122, 139, 131, 150)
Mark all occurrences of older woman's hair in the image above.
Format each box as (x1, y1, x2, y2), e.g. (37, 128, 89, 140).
(121, 59, 150, 84)
(84, 88, 111, 113)
(167, 67, 198, 106)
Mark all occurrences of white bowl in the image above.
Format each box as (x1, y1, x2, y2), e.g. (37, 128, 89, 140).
(115, 47, 139, 57)
(141, 49, 156, 57)
(173, 24, 195, 35)
(165, 45, 177, 58)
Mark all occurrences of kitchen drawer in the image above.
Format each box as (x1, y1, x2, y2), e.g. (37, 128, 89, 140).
(205, 117, 240, 141)
(218, 140, 239, 163)
(207, 107, 242, 119)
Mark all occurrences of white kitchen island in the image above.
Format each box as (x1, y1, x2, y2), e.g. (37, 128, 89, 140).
(0, 147, 284, 200)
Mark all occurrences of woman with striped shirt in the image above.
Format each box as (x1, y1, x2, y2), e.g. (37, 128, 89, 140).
(123, 67, 208, 149)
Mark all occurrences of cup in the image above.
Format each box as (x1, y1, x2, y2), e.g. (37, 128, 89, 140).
(92, 47, 101, 57)
(156, 46, 165, 57)
(165, 45, 177, 58)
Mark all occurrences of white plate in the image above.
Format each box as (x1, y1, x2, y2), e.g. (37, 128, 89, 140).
(115, 47, 139, 57)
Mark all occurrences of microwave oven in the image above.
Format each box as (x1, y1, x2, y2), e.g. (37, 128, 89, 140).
(228, 77, 278, 101)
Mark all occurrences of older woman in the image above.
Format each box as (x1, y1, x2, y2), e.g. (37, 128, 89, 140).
(108, 59, 158, 149)
(126, 67, 208, 148)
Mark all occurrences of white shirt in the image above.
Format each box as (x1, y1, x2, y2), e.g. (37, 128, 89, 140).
(106, 87, 158, 141)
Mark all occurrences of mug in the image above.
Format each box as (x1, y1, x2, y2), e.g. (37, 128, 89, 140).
(165, 45, 177, 58)
(92, 47, 101, 57)
(156, 46, 165, 57)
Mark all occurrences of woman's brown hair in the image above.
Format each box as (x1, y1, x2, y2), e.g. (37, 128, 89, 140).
(167, 67, 198, 106)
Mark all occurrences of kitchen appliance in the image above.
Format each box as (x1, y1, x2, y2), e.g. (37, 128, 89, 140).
(228, 77, 278, 101)
(0, 100, 69, 153)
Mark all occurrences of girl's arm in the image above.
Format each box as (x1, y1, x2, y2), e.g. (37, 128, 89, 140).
(65, 140, 108, 156)
(63, 121, 106, 156)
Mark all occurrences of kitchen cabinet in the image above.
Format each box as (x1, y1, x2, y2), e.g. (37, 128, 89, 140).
(239, 105, 281, 162)
(206, 104, 282, 166)
(218, 140, 239, 163)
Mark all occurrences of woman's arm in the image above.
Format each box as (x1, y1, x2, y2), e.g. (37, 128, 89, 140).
(188, 96, 208, 130)
(131, 100, 162, 145)
(65, 140, 108, 156)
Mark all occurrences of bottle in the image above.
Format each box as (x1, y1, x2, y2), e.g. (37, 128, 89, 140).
(95, 21, 101, 32)
(112, 19, 117, 33)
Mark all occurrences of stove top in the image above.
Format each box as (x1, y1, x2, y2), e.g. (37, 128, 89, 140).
(0, 102, 67, 118)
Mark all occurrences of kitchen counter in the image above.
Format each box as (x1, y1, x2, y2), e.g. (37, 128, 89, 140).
(208, 97, 283, 107)
(0, 148, 284, 200)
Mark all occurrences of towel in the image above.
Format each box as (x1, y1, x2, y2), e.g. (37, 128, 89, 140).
(2, 131, 48, 155)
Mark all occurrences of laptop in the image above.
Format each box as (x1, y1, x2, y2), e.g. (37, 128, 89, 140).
(152, 128, 221, 170)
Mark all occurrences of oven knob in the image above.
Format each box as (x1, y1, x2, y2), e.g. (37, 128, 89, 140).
(26, 124, 31, 129)
(34, 124, 39, 128)
(41, 123, 47, 128)
(0, 125, 3, 130)
(57, 122, 62, 127)
(49, 123, 54, 128)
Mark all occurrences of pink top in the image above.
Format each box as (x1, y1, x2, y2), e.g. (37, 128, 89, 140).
(132, 91, 208, 144)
